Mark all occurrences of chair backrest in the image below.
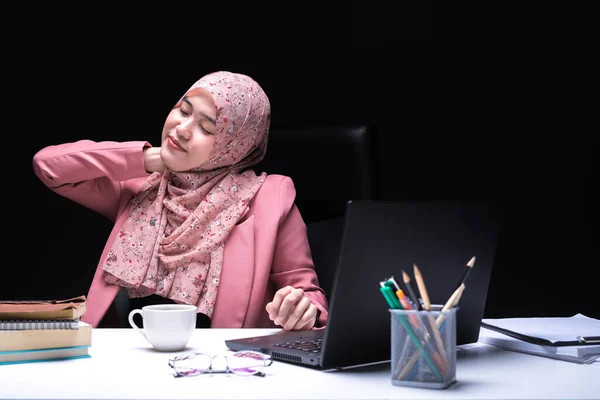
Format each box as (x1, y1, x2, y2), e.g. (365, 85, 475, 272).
(253, 124, 379, 300)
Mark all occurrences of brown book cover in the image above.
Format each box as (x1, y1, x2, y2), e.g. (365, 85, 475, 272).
(0, 296, 87, 320)
(0, 321, 92, 352)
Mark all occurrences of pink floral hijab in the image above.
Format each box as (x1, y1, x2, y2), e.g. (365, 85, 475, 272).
(101, 71, 270, 318)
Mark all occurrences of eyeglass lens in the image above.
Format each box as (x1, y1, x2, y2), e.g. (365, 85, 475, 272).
(172, 351, 269, 376)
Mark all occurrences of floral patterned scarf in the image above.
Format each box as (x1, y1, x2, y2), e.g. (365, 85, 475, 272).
(101, 71, 270, 318)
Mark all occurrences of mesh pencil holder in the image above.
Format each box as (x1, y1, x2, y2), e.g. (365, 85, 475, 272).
(390, 306, 458, 389)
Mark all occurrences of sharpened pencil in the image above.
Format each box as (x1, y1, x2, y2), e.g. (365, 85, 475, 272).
(411, 264, 449, 364)
(452, 256, 476, 293)
(413, 263, 431, 311)
(402, 270, 422, 311)
(436, 283, 465, 326)
(381, 281, 444, 381)
(398, 283, 464, 381)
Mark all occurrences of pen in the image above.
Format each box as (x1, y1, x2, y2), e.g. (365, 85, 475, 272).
(379, 282, 443, 381)
(397, 288, 448, 375)
(385, 277, 417, 310)
(577, 336, 600, 344)
(384, 276, 402, 292)
(384, 276, 419, 309)
(395, 289, 420, 326)
(379, 282, 402, 310)
(399, 284, 465, 380)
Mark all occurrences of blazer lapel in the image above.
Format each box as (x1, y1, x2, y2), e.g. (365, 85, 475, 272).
(211, 216, 255, 328)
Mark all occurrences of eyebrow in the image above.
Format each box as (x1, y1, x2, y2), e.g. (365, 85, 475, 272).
(182, 98, 217, 126)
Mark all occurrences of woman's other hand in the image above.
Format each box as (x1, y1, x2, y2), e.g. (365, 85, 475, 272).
(143, 146, 166, 173)
(266, 286, 318, 330)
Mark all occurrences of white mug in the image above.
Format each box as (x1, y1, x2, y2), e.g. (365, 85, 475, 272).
(128, 304, 197, 352)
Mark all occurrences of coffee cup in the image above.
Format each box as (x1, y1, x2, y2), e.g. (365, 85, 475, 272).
(128, 304, 197, 352)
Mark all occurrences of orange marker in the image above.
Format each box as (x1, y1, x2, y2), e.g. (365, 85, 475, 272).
(398, 289, 447, 375)
(396, 289, 420, 327)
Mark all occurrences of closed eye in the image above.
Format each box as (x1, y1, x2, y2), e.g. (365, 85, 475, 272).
(199, 124, 215, 135)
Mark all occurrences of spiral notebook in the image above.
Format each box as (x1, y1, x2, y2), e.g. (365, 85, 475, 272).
(0, 318, 80, 330)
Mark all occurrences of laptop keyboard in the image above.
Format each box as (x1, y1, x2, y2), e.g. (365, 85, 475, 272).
(274, 338, 323, 353)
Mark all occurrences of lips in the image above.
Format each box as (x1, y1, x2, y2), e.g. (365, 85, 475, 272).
(168, 136, 186, 152)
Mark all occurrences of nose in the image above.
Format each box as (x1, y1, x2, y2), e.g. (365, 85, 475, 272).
(176, 119, 193, 140)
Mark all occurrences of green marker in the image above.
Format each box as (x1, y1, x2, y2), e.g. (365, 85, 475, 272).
(379, 283, 443, 381)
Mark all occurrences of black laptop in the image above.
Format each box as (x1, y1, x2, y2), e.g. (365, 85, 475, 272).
(226, 200, 501, 370)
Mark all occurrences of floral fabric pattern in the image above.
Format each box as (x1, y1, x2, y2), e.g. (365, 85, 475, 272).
(101, 72, 270, 318)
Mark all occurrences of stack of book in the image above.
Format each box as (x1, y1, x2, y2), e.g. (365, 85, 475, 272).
(0, 296, 91, 365)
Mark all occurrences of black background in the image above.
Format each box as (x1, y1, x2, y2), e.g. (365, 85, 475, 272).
(6, 1, 596, 319)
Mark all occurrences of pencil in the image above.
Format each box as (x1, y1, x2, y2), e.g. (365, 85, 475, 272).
(402, 270, 422, 310)
(398, 283, 466, 380)
(452, 256, 476, 293)
(436, 283, 465, 326)
(380, 283, 444, 381)
(413, 263, 431, 311)
(453, 284, 466, 305)
(412, 263, 448, 360)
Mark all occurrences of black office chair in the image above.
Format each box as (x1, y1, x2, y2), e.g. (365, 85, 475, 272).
(111, 124, 378, 326)
(254, 124, 379, 300)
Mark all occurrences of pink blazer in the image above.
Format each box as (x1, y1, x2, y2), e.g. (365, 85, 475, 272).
(32, 140, 329, 329)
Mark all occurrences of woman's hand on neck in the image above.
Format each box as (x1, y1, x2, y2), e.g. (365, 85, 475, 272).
(143, 146, 166, 173)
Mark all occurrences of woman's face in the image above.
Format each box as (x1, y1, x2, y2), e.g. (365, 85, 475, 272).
(160, 88, 217, 172)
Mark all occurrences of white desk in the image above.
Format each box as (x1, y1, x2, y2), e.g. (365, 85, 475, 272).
(1, 328, 598, 399)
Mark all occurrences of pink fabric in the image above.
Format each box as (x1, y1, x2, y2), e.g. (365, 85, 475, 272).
(100, 72, 271, 318)
(32, 141, 329, 330)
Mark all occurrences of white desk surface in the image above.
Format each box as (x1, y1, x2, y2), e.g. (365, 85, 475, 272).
(1, 327, 598, 399)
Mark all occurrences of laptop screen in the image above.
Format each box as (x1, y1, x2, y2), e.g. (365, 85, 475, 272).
(319, 200, 501, 369)
(226, 200, 501, 370)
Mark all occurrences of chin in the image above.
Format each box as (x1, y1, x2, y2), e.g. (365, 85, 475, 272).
(164, 160, 189, 173)
(159, 151, 176, 171)
(163, 160, 182, 172)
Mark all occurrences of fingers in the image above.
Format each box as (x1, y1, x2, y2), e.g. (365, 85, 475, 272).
(266, 286, 294, 322)
(275, 288, 304, 327)
(143, 147, 166, 173)
(265, 286, 319, 331)
(287, 298, 318, 331)
(297, 306, 318, 330)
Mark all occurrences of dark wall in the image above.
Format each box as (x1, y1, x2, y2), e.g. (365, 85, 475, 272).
(7, 2, 595, 318)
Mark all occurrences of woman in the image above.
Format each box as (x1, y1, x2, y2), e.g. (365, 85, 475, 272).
(32, 71, 328, 330)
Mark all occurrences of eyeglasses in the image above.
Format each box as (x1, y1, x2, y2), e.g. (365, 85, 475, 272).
(168, 350, 273, 377)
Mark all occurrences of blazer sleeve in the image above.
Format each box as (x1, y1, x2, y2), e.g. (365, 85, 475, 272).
(32, 140, 151, 222)
(269, 176, 329, 328)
